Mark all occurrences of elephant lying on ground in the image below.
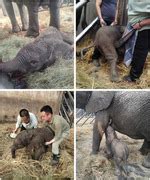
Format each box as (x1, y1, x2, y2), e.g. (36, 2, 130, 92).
(76, 91, 150, 168)
(79, 26, 125, 82)
(11, 127, 54, 160)
(0, 27, 74, 74)
(3, 0, 60, 37)
(106, 126, 129, 177)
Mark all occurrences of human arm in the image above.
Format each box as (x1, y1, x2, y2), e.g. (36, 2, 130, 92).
(45, 138, 55, 145)
(45, 121, 62, 145)
(111, 0, 119, 26)
(13, 115, 21, 133)
(96, 0, 106, 26)
(133, 18, 150, 30)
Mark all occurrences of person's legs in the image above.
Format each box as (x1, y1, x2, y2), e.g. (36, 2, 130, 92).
(51, 131, 69, 165)
(124, 29, 149, 82)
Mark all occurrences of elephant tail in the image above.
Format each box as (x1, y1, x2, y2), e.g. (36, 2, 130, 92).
(124, 163, 150, 177)
(76, 44, 94, 59)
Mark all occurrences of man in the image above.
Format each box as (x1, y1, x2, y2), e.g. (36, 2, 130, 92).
(92, 0, 118, 66)
(123, 0, 150, 82)
(40, 105, 70, 165)
(13, 109, 38, 133)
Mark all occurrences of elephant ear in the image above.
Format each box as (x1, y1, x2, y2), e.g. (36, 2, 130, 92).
(85, 91, 115, 113)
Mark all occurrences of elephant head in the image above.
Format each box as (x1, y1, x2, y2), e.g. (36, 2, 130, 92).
(76, 91, 115, 113)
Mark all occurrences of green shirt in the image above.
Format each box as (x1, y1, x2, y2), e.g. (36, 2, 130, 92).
(44, 115, 70, 141)
(128, 0, 150, 31)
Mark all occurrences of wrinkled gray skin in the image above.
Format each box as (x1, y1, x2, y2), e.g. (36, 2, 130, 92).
(0, 72, 14, 89)
(76, 91, 150, 168)
(3, 0, 60, 37)
(106, 126, 129, 177)
(0, 27, 74, 74)
(11, 127, 54, 160)
(94, 26, 125, 82)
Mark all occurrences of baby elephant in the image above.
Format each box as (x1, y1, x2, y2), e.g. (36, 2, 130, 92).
(11, 127, 54, 160)
(105, 126, 129, 177)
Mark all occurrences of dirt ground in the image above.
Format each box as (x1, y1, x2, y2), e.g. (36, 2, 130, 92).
(0, 122, 74, 180)
(76, 122, 150, 180)
(0, 6, 74, 89)
(76, 34, 150, 89)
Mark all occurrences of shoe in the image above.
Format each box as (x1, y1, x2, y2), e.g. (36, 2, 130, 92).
(51, 154, 60, 166)
(92, 59, 100, 67)
(123, 75, 137, 83)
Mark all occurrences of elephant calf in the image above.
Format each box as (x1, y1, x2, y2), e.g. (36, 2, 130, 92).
(0, 27, 74, 74)
(11, 127, 54, 160)
(106, 126, 129, 177)
(81, 26, 125, 82)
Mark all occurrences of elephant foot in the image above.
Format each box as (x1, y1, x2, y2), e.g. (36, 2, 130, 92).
(142, 153, 150, 168)
(142, 156, 150, 168)
(26, 30, 39, 38)
(139, 147, 149, 155)
(114, 168, 121, 176)
(93, 59, 100, 67)
(110, 74, 120, 82)
(90, 151, 99, 155)
(22, 26, 28, 31)
(12, 25, 21, 33)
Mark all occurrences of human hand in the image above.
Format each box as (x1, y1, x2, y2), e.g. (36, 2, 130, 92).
(45, 139, 55, 145)
(45, 141, 51, 145)
(111, 21, 117, 26)
(133, 22, 142, 30)
(100, 19, 106, 27)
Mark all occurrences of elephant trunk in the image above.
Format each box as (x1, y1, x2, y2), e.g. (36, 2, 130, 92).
(0, 59, 21, 73)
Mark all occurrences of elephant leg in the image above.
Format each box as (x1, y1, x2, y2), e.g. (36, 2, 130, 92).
(26, 0, 40, 37)
(114, 157, 122, 176)
(92, 111, 109, 154)
(142, 152, 150, 168)
(3, 0, 21, 32)
(49, 0, 60, 29)
(16, 2, 28, 31)
(100, 46, 119, 82)
(33, 146, 46, 160)
(139, 139, 150, 155)
(1, 0, 7, 16)
(61, 32, 74, 45)
(11, 144, 25, 158)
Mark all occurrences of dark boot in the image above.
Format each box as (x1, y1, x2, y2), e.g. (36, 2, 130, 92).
(51, 154, 60, 166)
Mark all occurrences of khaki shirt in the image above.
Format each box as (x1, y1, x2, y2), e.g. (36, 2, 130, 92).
(44, 115, 70, 141)
(128, 0, 150, 31)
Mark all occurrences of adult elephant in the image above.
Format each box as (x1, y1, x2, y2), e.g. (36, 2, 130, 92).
(4, 0, 60, 37)
(76, 91, 150, 168)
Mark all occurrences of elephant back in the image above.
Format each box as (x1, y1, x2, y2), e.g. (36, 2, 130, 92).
(86, 91, 115, 113)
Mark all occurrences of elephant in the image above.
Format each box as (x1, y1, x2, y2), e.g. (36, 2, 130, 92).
(0, 72, 14, 89)
(79, 25, 125, 82)
(0, 26, 74, 74)
(3, 0, 60, 37)
(76, 91, 150, 168)
(106, 126, 129, 177)
(11, 127, 54, 160)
